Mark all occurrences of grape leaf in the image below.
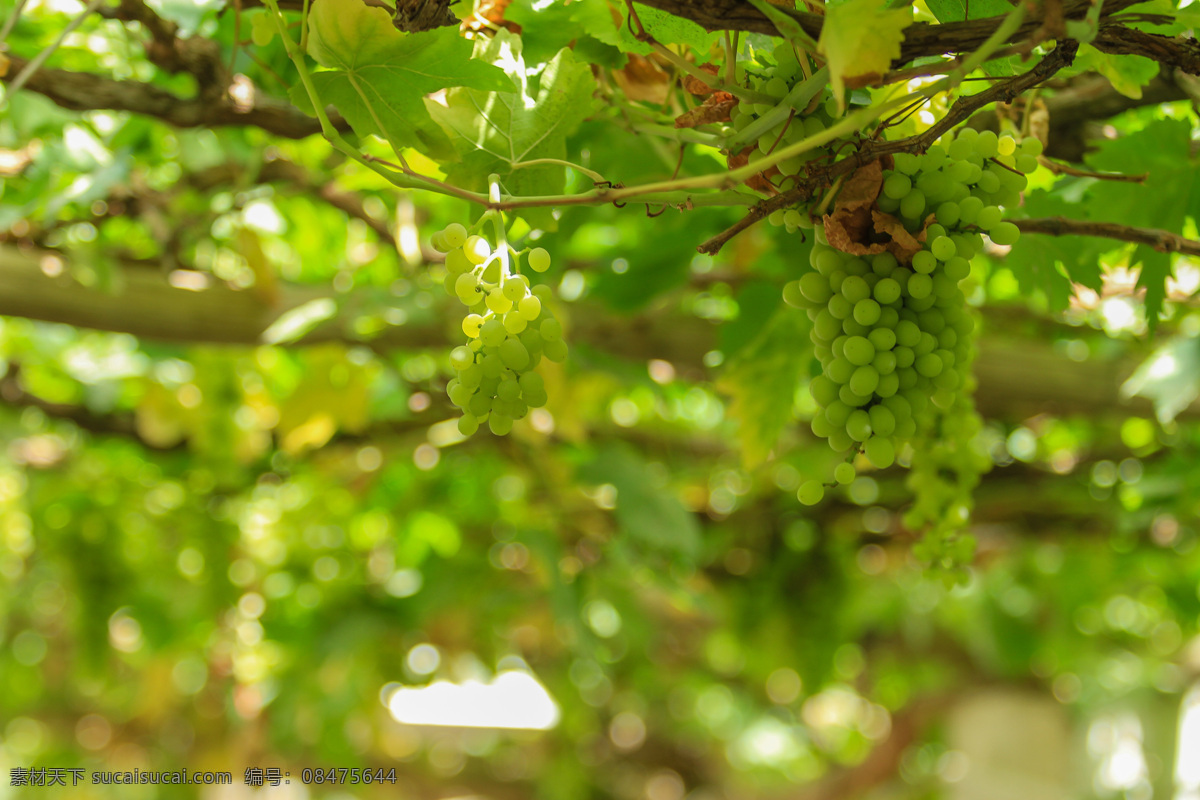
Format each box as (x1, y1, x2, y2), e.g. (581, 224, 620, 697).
(925, 0, 1010, 20)
(427, 30, 596, 230)
(924, 0, 1015, 76)
(146, 0, 224, 36)
(294, 0, 510, 159)
(717, 305, 811, 468)
(618, 3, 721, 55)
(1072, 44, 1158, 99)
(1122, 336, 1200, 424)
(577, 445, 700, 560)
(1007, 191, 1105, 311)
(744, 0, 817, 50)
(1085, 119, 1195, 327)
(817, 0, 912, 108)
(507, 0, 626, 68)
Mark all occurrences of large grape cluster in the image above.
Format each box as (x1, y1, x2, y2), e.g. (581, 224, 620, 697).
(432, 223, 566, 437)
(786, 128, 1040, 506)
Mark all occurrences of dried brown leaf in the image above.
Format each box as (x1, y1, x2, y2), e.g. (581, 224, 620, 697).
(683, 64, 722, 96)
(727, 149, 778, 195)
(823, 160, 930, 260)
(613, 54, 671, 104)
(675, 92, 736, 128)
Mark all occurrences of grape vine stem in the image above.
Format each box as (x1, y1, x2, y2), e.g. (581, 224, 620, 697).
(701, 39, 1080, 254)
(1014, 218, 1200, 257)
(1, 0, 106, 107)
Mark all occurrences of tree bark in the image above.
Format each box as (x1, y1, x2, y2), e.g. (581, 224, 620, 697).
(0, 246, 1185, 422)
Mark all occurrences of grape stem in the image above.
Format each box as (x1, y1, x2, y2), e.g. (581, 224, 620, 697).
(1014, 218, 1200, 257)
(510, 159, 606, 184)
(0, 0, 106, 107)
(649, 41, 774, 105)
(485, 175, 513, 283)
(725, 66, 831, 150)
(723, 31, 737, 86)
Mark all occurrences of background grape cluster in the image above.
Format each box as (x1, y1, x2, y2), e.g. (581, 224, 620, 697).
(784, 129, 1041, 507)
(432, 223, 566, 437)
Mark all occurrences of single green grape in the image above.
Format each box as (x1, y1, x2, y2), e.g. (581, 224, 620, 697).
(797, 481, 825, 506)
(528, 247, 551, 272)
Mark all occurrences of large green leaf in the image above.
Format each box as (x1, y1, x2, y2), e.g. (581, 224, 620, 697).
(1085, 119, 1195, 327)
(577, 445, 701, 560)
(817, 0, 912, 107)
(295, 0, 510, 159)
(1072, 44, 1159, 99)
(717, 305, 810, 468)
(427, 30, 596, 229)
(617, 2, 721, 55)
(925, 0, 1010, 20)
(1123, 336, 1200, 424)
(1006, 192, 1105, 311)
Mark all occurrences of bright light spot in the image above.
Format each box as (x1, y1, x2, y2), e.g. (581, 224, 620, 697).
(766, 668, 802, 705)
(386, 569, 422, 598)
(585, 600, 621, 638)
(530, 408, 555, 433)
(609, 711, 646, 750)
(610, 398, 640, 427)
(1088, 712, 1149, 793)
(413, 443, 440, 471)
(406, 644, 440, 675)
(242, 199, 283, 234)
(356, 446, 383, 472)
(108, 610, 143, 653)
(645, 769, 685, 800)
(648, 359, 675, 384)
(1007, 427, 1038, 462)
(168, 270, 210, 291)
(1176, 684, 1200, 792)
(387, 670, 559, 730)
(228, 74, 256, 113)
(1102, 296, 1137, 332)
(428, 418, 468, 447)
(734, 717, 802, 764)
(1149, 352, 1178, 380)
(559, 270, 585, 301)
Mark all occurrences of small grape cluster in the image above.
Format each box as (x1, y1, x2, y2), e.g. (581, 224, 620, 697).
(728, 43, 838, 232)
(431, 223, 566, 437)
(785, 128, 1040, 506)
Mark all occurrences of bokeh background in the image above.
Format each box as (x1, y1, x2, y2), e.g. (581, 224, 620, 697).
(3, 0, 1200, 798)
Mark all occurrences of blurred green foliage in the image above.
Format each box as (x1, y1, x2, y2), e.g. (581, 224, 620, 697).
(2, 0, 1200, 798)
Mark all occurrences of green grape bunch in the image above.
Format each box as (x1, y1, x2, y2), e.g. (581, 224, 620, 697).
(785, 128, 1041, 509)
(431, 222, 566, 438)
(726, 42, 840, 231)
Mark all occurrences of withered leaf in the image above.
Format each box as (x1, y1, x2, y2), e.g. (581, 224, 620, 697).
(675, 92, 736, 128)
(727, 148, 778, 195)
(822, 160, 930, 261)
(683, 64, 721, 96)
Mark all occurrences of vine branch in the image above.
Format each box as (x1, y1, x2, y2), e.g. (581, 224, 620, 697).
(1015, 218, 1200, 257)
(700, 41, 1080, 255)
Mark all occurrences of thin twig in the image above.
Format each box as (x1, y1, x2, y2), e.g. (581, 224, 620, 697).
(2, 0, 106, 104)
(1015, 217, 1200, 256)
(650, 41, 771, 104)
(0, 0, 30, 45)
(848, 44, 1026, 89)
(696, 185, 812, 254)
(698, 41, 1080, 255)
(1036, 156, 1147, 183)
